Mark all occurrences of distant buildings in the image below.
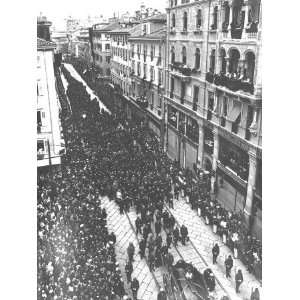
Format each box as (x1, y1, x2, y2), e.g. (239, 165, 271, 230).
(37, 17, 64, 168)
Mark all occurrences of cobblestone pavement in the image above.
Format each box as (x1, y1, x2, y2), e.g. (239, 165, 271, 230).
(166, 195, 262, 300)
(101, 196, 159, 300)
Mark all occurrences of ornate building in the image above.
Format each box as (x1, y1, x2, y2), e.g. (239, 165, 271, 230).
(165, 0, 262, 237)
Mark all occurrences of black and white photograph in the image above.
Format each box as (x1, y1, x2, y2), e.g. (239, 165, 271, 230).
(35, 1, 263, 299)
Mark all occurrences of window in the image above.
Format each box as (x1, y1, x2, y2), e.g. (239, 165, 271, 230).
(223, 97, 228, 116)
(37, 81, 43, 96)
(106, 56, 111, 63)
(158, 96, 162, 108)
(172, 14, 176, 28)
(171, 46, 175, 64)
(37, 111, 42, 126)
(195, 48, 200, 69)
(99, 44, 102, 51)
(182, 46, 187, 65)
(150, 93, 154, 109)
(131, 44, 134, 58)
(150, 66, 155, 81)
(37, 140, 45, 153)
(196, 9, 202, 28)
(143, 24, 147, 35)
(193, 86, 199, 111)
(180, 81, 185, 104)
(143, 64, 147, 79)
(210, 49, 215, 73)
(105, 44, 110, 50)
(99, 56, 103, 63)
(137, 62, 141, 76)
(158, 70, 163, 85)
(106, 69, 111, 76)
(150, 45, 155, 61)
(211, 6, 218, 30)
(143, 44, 147, 62)
(220, 48, 226, 73)
(170, 77, 174, 98)
(183, 12, 188, 31)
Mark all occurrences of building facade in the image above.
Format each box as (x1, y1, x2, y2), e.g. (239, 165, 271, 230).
(69, 28, 92, 64)
(129, 14, 167, 146)
(165, 0, 262, 237)
(37, 36, 64, 167)
(90, 22, 120, 79)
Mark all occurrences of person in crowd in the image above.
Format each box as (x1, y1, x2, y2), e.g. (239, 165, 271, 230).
(125, 260, 133, 283)
(135, 215, 142, 235)
(235, 269, 244, 293)
(127, 242, 135, 263)
(139, 238, 146, 259)
(250, 287, 260, 300)
(173, 225, 180, 247)
(225, 255, 234, 278)
(180, 224, 188, 245)
(157, 288, 167, 300)
(212, 243, 220, 264)
(131, 278, 139, 300)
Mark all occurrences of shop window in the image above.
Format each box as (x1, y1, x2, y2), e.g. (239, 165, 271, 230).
(178, 112, 185, 134)
(204, 128, 214, 155)
(168, 106, 177, 127)
(186, 117, 199, 143)
(211, 6, 218, 30)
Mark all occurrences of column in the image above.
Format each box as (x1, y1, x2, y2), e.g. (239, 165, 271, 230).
(197, 119, 204, 169)
(244, 150, 257, 230)
(210, 128, 219, 193)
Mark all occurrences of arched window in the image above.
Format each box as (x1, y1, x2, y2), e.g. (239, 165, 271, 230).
(183, 12, 188, 31)
(220, 48, 226, 73)
(171, 0, 173, 7)
(182, 46, 187, 64)
(222, 2, 230, 31)
(195, 48, 200, 69)
(228, 49, 240, 74)
(171, 46, 175, 64)
(196, 10, 202, 28)
(172, 13, 176, 28)
(245, 52, 255, 82)
(210, 49, 215, 73)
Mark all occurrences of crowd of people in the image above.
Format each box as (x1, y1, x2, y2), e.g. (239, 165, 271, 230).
(38, 58, 261, 299)
(69, 57, 262, 281)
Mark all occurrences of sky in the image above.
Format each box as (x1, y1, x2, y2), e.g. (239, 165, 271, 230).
(38, 0, 168, 30)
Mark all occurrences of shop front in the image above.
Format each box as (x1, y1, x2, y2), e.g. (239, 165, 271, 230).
(148, 118, 161, 143)
(216, 137, 249, 212)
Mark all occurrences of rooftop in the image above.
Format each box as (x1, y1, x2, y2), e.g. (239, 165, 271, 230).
(143, 13, 167, 23)
(37, 38, 56, 50)
(129, 27, 166, 41)
(93, 22, 121, 32)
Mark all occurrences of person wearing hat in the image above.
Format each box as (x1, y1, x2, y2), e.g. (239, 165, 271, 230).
(225, 255, 233, 278)
(125, 260, 133, 283)
(173, 225, 180, 247)
(131, 278, 139, 300)
(127, 243, 135, 263)
(180, 224, 188, 246)
(212, 243, 220, 264)
(235, 269, 243, 293)
(139, 238, 146, 259)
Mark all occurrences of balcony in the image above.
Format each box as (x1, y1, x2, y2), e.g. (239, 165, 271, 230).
(170, 62, 192, 82)
(136, 96, 148, 109)
(181, 29, 188, 35)
(221, 116, 226, 127)
(193, 26, 203, 34)
(207, 110, 212, 121)
(207, 72, 254, 95)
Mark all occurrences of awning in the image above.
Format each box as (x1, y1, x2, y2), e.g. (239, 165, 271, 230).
(228, 102, 241, 122)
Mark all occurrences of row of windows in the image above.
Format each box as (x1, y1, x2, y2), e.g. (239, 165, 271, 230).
(134, 61, 163, 84)
(95, 54, 111, 64)
(112, 46, 130, 61)
(112, 35, 128, 45)
(94, 43, 110, 51)
(171, 46, 201, 69)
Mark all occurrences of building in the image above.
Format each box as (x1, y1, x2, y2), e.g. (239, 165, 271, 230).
(69, 28, 92, 64)
(128, 14, 167, 145)
(90, 22, 120, 80)
(110, 22, 142, 114)
(37, 18, 64, 168)
(165, 0, 262, 237)
(51, 31, 69, 55)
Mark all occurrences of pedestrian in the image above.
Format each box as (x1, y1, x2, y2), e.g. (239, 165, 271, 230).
(125, 260, 133, 283)
(166, 232, 172, 249)
(235, 269, 243, 293)
(155, 219, 162, 236)
(148, 252, 155, 271)
(139, 238, 146, 259)
(173, 226, 180, 246)
(127, 242, 135, 263)
(212, 243, 220, 264)
(225, 255, 233, 278)
(131, 278, 139, 300)
(180, 224, 188, 246)
(135, 216, 142, 235)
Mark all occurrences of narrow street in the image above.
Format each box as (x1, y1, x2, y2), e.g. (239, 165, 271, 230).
(101, 196, 160, 300)
(164, 195, 261, 300)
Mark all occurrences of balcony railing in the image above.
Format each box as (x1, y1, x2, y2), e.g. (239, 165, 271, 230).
(221, 116, 226, 127)
(207, 72, 254, 94)
(192, 102, 197, 111)
(170, 62, 192, 76)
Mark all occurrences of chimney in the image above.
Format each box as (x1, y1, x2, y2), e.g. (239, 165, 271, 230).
(37, 14, 52, 41)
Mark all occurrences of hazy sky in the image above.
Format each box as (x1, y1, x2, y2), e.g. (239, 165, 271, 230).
(38, 0, 168, 29)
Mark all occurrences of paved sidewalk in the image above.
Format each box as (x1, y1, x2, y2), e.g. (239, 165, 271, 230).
(101, 196, 159, 300)
(167, 196, 262, 300)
